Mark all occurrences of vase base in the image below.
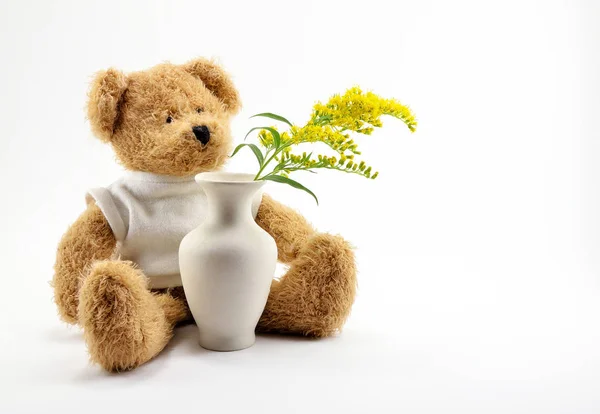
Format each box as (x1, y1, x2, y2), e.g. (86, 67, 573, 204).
(197, 332, 256, 352)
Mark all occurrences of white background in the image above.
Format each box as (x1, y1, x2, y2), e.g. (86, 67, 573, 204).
(1, 0, 599, 412)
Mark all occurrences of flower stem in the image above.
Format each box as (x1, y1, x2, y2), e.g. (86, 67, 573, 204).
(254, 145, 289, 180)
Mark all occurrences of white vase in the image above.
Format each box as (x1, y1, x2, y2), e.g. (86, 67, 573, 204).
(179, 172, 277, 351)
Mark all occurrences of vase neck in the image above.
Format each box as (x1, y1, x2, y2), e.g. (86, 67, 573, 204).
(200, 181, 263, 226)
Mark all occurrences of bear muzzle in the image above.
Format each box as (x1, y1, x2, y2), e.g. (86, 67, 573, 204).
(192, 125, 210, 145)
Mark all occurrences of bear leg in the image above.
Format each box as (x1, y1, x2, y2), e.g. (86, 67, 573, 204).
(78, 260, 186, 372)
(257, 233, 357, 337)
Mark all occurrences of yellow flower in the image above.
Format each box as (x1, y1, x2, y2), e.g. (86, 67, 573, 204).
(312, 86, 417, 133)
(243, 86, 416, 186)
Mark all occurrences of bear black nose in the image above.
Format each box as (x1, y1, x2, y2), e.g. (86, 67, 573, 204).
(192, 125, 210, 145)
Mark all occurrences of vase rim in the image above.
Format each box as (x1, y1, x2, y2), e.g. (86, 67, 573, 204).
(195, 172, 259, 184)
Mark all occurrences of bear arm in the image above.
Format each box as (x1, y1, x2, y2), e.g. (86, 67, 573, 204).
(255, 194, 315, 264)
(52, 202, 117, 324)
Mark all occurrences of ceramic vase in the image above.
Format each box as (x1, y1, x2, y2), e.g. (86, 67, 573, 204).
(179, 172, 277, 351)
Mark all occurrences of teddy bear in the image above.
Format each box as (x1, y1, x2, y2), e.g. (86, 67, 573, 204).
(52, 57, 357, 372)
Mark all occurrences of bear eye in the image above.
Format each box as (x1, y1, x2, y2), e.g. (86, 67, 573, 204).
(166, 116, 173, 124)
(196, 108, 204, 113)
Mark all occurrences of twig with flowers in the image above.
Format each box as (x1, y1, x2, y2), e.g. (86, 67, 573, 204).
(231, 86, 417, 204)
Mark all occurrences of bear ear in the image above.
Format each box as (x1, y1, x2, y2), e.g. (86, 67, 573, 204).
(183, 58, 241, 114)
(87, 68, 128, 142)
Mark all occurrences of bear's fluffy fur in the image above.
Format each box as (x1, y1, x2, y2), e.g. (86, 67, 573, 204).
(52, 58, 357, 372)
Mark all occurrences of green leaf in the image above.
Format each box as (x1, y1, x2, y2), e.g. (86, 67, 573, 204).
(271, 162, 286, 174)
(230, 143, 264, 168)
(231, 143, 247, 157)
(261, 175, 319, 205)
(244, 126, 265, 141)
(271, 128, 281, 148)
(244, 126, 281, 149)
(250, 112, 293, 127)
(247, 144, 264, 167)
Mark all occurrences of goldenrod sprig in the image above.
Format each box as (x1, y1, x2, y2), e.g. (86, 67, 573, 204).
(312, 86, 417, 133)
(231, 87, 416, 204)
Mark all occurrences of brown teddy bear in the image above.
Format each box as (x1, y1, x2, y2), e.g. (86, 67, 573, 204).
(52, 57, 357, 372)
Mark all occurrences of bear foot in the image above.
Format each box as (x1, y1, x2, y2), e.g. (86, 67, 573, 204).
(78, 260, 177, 372)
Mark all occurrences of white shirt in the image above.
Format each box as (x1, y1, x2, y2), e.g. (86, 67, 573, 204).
(86, 171, 261, 289)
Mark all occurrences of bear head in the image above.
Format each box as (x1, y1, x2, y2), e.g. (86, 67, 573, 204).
(87, 58, 241, 176)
